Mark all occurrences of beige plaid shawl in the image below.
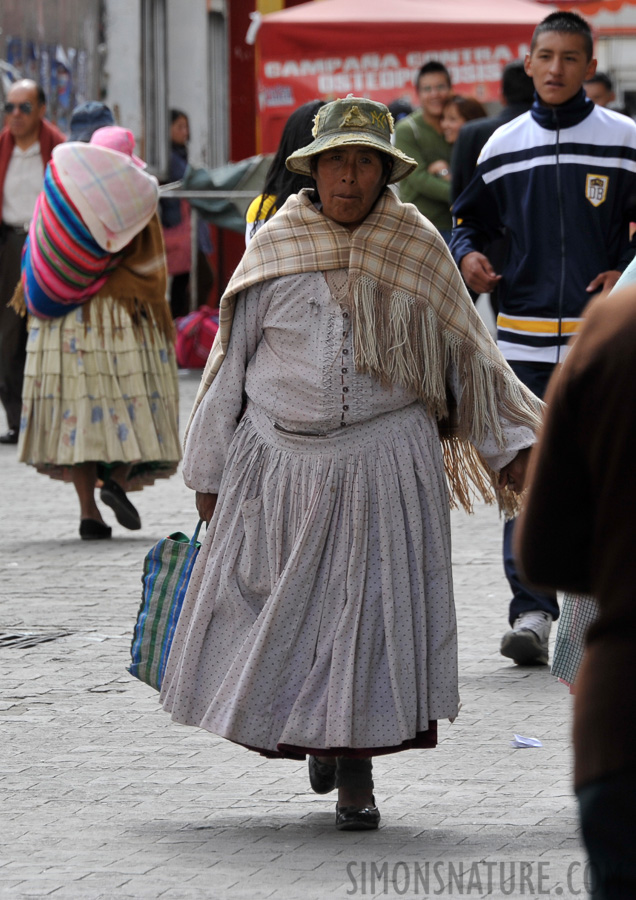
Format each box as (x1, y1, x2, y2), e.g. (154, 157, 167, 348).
(189, 188, 542, 514)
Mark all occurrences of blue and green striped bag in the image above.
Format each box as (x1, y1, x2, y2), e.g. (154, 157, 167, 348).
(128, 520, 204, 691)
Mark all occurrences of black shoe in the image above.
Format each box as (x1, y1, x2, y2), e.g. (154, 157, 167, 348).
(0, 429, 18, 445)
(80, 519, 112, 541)
(335, 797, 381, 831)
(100, 479, 141, 530)
(308, 755, 337, 794)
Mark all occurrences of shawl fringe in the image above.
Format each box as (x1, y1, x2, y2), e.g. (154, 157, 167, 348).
(349, 275, 542, 516)
(189, 189, 542, 515)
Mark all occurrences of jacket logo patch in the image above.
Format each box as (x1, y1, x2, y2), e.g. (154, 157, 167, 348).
(585, 174, 609, 207)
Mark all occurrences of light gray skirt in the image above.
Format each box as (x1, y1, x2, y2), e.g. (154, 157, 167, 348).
(160, 401, 460, 755)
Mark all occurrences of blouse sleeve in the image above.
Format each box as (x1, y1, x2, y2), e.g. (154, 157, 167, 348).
(182, 283, 266, 493)
(447, 362, 537, 473)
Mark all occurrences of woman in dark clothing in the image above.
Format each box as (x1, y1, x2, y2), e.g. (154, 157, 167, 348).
(245, 100, 325, 244)
(161, 109, 214, 318)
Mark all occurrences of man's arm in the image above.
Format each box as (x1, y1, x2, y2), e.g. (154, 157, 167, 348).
(449, 167, 504, 293)
(586, 220, 636, 294)
(616, 221, 636, 273)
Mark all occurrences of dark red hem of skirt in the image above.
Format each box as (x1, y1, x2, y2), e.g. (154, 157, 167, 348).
(240, 721, 438, 760)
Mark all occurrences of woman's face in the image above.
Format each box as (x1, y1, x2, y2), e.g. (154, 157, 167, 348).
(170, 115, 189, 146)
(313, 145, 386, 230)
(440, 103, 465, 145)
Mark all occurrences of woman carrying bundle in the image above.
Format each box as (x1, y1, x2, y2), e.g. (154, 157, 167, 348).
(14, 127, 181, 540)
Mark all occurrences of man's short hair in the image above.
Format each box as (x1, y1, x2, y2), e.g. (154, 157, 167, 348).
(530, 11, 593, 61)
(9, 80, 46, 106)
(585, 71, 613, 92)
(415, 61, 451, 91)
(502, 61, 535, 106)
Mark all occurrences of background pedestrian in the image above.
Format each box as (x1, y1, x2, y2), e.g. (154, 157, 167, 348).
(394, 61, 453, 241)
(244, 99, 324, 244)
(0, 79, 65, 444)
(450, 11, 636, 665)
(16, 127, 181, 540)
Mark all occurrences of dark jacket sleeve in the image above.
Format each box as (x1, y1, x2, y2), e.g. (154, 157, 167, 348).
(451, 128, 482, 204)
(448, 166, 504, 267)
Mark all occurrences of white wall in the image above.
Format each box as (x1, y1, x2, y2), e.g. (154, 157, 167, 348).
(166, 0, 210, 168)
(102, 0, 143, 146)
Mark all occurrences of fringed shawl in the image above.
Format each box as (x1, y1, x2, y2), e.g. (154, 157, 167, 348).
(12, 213, 174, 344)
(190, 188, 542, 514)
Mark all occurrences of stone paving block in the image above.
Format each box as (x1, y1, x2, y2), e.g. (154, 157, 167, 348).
(0, 884, 27, 897)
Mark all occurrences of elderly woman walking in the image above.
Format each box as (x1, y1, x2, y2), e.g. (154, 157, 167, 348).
(160, 97, 542, 830)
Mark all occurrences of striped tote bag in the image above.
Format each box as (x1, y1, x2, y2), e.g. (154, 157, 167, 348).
(128, 521, 203, 690)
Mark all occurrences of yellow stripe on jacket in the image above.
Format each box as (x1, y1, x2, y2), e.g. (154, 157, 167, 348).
(497, 314, 582, 336)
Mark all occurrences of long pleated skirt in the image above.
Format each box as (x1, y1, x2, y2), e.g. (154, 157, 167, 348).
(18, 298, 181, 489)
(160, 400, 460, 757)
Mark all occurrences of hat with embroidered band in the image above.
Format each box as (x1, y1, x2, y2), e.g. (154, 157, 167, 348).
(285, 95, 416, 185)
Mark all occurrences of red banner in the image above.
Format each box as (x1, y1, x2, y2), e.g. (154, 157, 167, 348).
(258, 42, 532, 152)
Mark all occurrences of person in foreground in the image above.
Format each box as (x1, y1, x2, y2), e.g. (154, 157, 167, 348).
(516, 284, 636, 898)
(160, 96, 542, 831)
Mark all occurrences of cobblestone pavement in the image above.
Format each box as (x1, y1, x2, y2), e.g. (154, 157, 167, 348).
(1, 371, 587, 900)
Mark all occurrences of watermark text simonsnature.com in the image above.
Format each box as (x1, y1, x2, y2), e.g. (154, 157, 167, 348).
(345, 859, 597, 896)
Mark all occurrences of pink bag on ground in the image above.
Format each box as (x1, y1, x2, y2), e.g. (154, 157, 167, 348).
(174, 306, 219, 368)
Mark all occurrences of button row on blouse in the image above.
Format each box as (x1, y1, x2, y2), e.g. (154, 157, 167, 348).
(341, 312, 351, 425)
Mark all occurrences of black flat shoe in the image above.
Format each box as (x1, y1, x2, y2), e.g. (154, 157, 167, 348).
(0, 429, 18, 444)
(308, 755, 337, 794)
(100, 479, 141, 530)
(79, 519, 112, 540)
(335, 797, 381, 831)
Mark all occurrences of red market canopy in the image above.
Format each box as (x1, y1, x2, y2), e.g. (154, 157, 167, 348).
(262, 0, 550, 33)
(257, 0, 552, 151)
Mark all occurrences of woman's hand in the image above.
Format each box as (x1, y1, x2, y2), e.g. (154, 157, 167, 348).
(427, 159, 451, 181)
(498, 448, 532, 494)
(196, 491, 218, 524)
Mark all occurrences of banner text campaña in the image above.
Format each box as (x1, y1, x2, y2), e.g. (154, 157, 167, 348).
(262, 45, 530, 98)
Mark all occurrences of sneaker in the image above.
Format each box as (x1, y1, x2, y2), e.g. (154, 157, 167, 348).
(500, 610, 551, 665)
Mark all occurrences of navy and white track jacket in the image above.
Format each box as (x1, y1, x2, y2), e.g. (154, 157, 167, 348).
(450, 89, 636, 363)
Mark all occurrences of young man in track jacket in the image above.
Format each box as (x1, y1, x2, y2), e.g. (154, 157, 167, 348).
(449, 11, 636, 666)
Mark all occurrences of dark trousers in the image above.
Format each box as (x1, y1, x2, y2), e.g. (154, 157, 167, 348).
(0, 231, 28, 432)
(504, 360, 559, 624)
(169, 251, 215, 320)
(578, 768, 636, 899)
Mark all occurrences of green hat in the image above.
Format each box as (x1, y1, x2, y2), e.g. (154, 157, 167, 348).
(285, 95, 417, 185)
